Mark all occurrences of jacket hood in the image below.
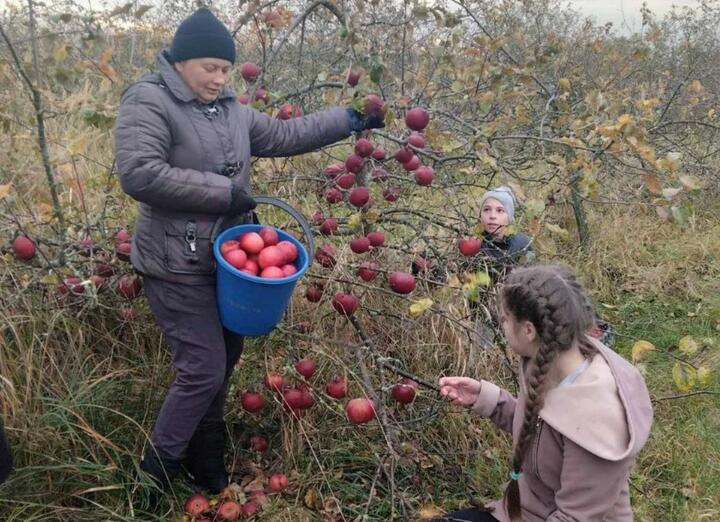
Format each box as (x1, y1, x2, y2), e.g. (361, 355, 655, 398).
(156, 49, 236, 103)
(539, 338, 653, 461)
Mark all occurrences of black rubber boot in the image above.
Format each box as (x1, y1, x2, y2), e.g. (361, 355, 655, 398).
(135, 447, 183, 510)
(183, 421, 229, 493)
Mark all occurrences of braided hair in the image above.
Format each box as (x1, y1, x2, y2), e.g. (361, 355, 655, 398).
(500, 265, 597, 520)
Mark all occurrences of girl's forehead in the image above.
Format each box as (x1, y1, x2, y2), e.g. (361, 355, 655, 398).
(482, 197, 506, 209)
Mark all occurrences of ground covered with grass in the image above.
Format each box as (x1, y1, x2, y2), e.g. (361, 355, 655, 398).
(1, 203, 718, 521)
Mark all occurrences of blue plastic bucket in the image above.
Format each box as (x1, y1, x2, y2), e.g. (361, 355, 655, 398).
(212, 197, 314, 336)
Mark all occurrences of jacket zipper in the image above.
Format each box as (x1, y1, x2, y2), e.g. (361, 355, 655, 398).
(531, 418, 544, 478)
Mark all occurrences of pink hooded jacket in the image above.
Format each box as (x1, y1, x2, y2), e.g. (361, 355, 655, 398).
(472, 339, 653, 521)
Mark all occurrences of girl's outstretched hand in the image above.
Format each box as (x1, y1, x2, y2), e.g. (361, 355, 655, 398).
(438, 376, 482, 406)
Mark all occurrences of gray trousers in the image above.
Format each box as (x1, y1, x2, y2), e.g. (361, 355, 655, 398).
(142, 276, 244, 460)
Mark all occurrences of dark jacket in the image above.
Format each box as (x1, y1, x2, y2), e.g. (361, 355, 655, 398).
(480, 231, 532, 265)
(115, 50, 351, 284)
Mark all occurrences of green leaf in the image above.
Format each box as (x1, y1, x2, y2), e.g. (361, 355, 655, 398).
(368, 54, 384, 84)
(670, 205, 691, 225)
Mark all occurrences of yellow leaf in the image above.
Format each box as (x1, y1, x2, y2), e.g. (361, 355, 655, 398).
(446, 274, 461, 289)
(545, 223, 570, 241)
(558, 78, 571, 92)
(347, 213, 362, 230)
(672, 362, 697, 392)
(98, 47, 119, 82)
(364, 208, 380, 223)
(303, 487, 322, 510)
(409, 298, 433, 318)
(617, 114, 633, 127)
(0, 184, 11, 200)
(678, 335, 698, 355)
(697, 366, 711, 386)
(631, 340, 655, 364)
(417, 503, 444, 519)
(688, 79, 704, 94)
(53, 45, 68, 62)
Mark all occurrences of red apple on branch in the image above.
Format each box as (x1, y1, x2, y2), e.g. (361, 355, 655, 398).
(458, 237, 482, 257)
(268, 473, 289, 492)
(12, 235, 36, 260)
(361, 94, 386, 118)
(407, 132, 426, 148)
(345, 66, 365, 86)
(240, 62, 261, 82)
(350, 236, 371, 254)
(366, 231, 385, 247)
(335, 173, 356, 189)
(388, 272, 416, 294)
(240, 391, 265, 413)
(357, 261, 379, 282)
(306, 283, 324, 302)
(354, 138, 374, 157)
(326, 376, 348, 399)
(383, 186, 401, 202)
(295, 358, 317, 379)
(414, 166, 434, 186)
(348, 187, 370, 208)
(332, 292, 358, 315)
(346, 398, 376, 424)
(405, 107, 430, 131)
(345, 154, 365, 174)
(315, 245, 337, 268)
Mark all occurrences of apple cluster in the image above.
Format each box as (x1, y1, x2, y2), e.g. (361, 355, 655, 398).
(220, 227, 299, 279)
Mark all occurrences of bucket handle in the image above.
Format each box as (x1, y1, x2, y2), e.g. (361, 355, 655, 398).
(211, 195, 315, 267)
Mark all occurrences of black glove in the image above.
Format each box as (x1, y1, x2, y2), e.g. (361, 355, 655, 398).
(228, 181, 257, 216)
(346, 108, 385, 133)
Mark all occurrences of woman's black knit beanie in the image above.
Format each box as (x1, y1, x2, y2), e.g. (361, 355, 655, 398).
(170, 7, 236, 64)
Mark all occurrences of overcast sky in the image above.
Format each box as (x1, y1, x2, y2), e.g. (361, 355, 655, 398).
(571, 0, 700, 32)
(0, 0, 703, 33)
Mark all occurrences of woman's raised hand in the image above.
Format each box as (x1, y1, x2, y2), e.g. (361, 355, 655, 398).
(438, 376, 483, 406)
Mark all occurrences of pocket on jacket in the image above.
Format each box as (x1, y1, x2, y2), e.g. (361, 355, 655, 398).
(163, 219, 216, 275)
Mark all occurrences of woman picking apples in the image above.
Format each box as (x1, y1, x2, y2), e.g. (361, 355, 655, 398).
(114, 7, 384, 502)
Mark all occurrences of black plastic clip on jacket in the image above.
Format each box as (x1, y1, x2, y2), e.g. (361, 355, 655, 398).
(185, 220, 199, 263)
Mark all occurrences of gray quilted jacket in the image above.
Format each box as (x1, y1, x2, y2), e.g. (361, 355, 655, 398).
(115, 50, 351, 284)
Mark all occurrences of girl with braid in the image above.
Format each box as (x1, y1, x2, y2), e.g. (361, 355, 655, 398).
(435, 265, 653, 522)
